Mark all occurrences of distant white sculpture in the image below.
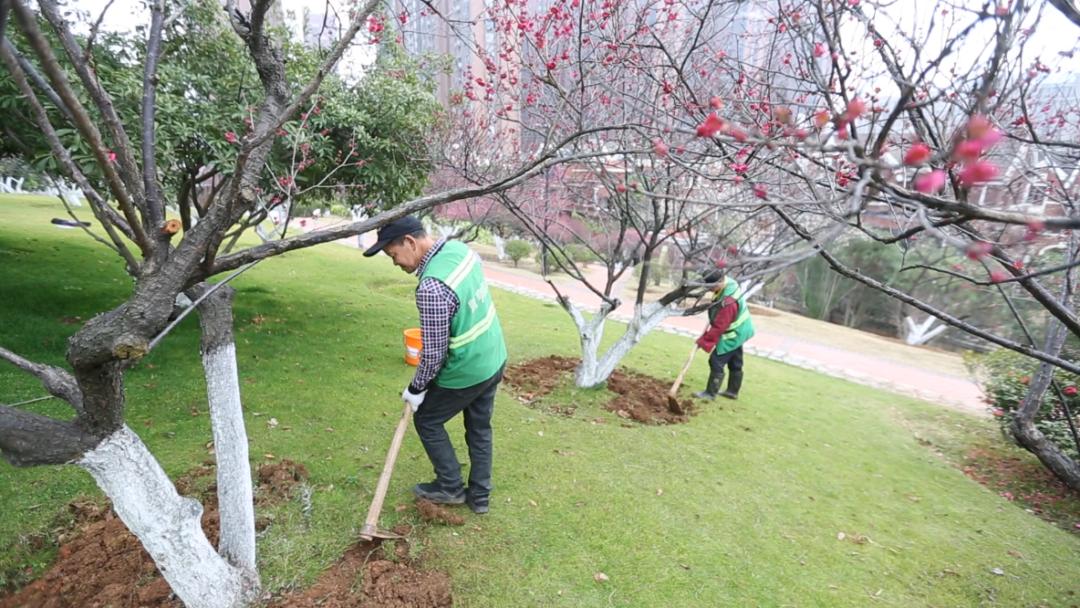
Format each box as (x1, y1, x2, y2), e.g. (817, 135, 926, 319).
(493, 234, 507, 260)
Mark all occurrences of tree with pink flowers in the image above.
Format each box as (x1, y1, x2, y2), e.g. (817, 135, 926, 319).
(2, 0, 1080, 604)
(422, 0, 1080, 486)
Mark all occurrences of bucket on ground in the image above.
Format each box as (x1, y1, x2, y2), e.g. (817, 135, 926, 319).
(403, 328, 422, 366)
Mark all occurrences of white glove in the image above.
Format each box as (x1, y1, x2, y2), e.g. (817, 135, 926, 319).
(402, 387, 427, 412)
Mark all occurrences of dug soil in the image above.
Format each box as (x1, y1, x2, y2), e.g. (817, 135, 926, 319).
(505, 355, 696, 424)
(0, 460, 452, 608)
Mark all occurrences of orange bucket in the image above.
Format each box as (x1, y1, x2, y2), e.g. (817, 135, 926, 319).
(403, 328, 422, 366)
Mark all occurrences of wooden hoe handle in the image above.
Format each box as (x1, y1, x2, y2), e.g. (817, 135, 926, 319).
(360, 401, 412, 540)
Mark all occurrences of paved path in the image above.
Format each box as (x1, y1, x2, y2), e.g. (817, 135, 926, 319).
(320, 221, 986, 417)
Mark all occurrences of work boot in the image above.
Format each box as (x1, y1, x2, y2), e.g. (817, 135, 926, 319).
(720, 371, 742, 400)
(413, 481, 465, 504)
(695, 373, 724, 400)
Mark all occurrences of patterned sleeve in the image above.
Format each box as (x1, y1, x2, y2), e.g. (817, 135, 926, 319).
(410, 277, 459, 392)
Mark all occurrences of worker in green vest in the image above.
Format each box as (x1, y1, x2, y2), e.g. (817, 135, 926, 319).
(694, 270, 754, 400)
(364, 216, 507, 514)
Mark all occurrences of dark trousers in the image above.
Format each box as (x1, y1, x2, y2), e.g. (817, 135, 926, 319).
(413, 365, 504, 500)
(705, 346, 744, 395)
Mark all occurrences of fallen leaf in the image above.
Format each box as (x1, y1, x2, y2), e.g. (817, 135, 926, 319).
(267, 417, 279, 429)
(394, 504, 409, 512)
(616, 409, 630, 419)
(593, 572, 609, 583)
(679, 563, 690, 570)
(990, 567, 1005, 576)
(264, 453, 275, 460)
(537, 430, 544, 437)
(1007, 550, 1024, 559)
(656, 488, 664, 496)
(325, 427, 335, 432)
(528, 499, 538, 507)
(837, 532, 846, 541)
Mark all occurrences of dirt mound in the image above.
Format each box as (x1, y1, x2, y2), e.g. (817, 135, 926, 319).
(606, 371, 694, 424)
(0, 506, 195, 608)
(506, 355, 695, 424)
(0, 461, 452, 608)
(268, 540, 452, 608)
(415, 499, 466, 526)
(257, 459, 309, 502)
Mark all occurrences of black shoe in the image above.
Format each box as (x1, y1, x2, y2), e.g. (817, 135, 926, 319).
(466, 495, 489, 515)
(719, 391, 738, 400)
(693, 391, 715, 400)
(413, 482, 465, 504)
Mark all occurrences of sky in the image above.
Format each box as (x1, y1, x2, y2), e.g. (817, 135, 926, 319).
(68, 0, 1080, 90)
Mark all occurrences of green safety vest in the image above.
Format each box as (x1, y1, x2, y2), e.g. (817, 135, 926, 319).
(708, 278, 754, 354)
(419, 240, 507, 388)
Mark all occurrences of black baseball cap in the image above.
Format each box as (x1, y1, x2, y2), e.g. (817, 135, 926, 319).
(362, 216, 425, 257)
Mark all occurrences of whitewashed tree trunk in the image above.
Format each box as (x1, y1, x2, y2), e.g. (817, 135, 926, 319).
(493, 235, 507, 260)
(903, 315, 947, 345)
(564, 299, 675, 388)
(77, 426, 258, 608)
(197, 286, 258, 574)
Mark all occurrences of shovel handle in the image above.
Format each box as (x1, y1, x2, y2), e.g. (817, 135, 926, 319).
(669, 342, 699, 397)
(360, 401, 412, 540)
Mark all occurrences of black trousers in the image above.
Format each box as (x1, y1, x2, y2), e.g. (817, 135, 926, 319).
(413, 365, 504, 500)
(705, 346, 744, 395)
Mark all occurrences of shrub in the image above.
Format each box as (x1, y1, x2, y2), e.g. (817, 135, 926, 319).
(329, 203, 349, 217)
(505, 239, 533, 267)
(967, 348, 1080, 459)
(563, 243, 599, 264)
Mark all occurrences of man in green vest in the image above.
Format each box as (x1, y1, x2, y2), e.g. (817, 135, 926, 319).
(364, 216, 507, 514)
(694, 270, 754, 400)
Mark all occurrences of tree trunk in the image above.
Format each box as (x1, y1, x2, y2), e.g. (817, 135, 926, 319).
(196, 285, 258, 574)
(1009, 321, 1080, 491)
(566, 300, 673, 388)
(77, 425, 259, 608)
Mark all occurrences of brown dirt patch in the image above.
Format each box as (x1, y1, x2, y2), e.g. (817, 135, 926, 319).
(415, 499, 466, 526)
(257, 459, 309, 503)
(267, 539, 452, 608)
(0, 461, 453, 608)
(606, 371, 694, 424)
(962, 447, 1080, 533)
(506, 355, 695, 425)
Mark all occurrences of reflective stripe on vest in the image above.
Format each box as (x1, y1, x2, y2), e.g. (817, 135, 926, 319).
(449, 301, 498, 350)
(722, 286, 750, 338)
(444, 251, 480, 290)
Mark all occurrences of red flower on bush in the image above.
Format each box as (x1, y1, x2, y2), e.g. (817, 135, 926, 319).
(1064, 385, 1078, 397)
(224, 131, 238, 144)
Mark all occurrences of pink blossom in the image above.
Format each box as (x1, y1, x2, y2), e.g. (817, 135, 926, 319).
(652, 139, 669, 157)
(914, 170, 947, 193)
(989, 270, 1009, 283)
(966, 241, 993, 261)
(753, 183, 768, 200)
(1024, 220, 1045, 241)
(709, 96, 723, 110)
(696, 113, 727, 138)
(224, 131, 238, 144)
(903, 143, 931, 166)
(813, 42, 826, 57)
(958, 161, 998, 186)
(953, 140, 983, 162)
(107, 150, 117, 163)
(844, 98, 866, 120)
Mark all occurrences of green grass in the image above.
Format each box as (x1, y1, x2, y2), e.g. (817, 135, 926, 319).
(1, 194, 1078, 606)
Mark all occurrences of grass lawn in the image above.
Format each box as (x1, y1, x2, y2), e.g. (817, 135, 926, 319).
(0, 194, 1077, 607)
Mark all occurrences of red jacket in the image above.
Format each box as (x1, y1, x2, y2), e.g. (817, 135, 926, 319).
(696, 296, 738, 353)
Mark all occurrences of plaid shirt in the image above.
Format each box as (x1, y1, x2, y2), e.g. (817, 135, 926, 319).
(409, 238, 459, 392)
